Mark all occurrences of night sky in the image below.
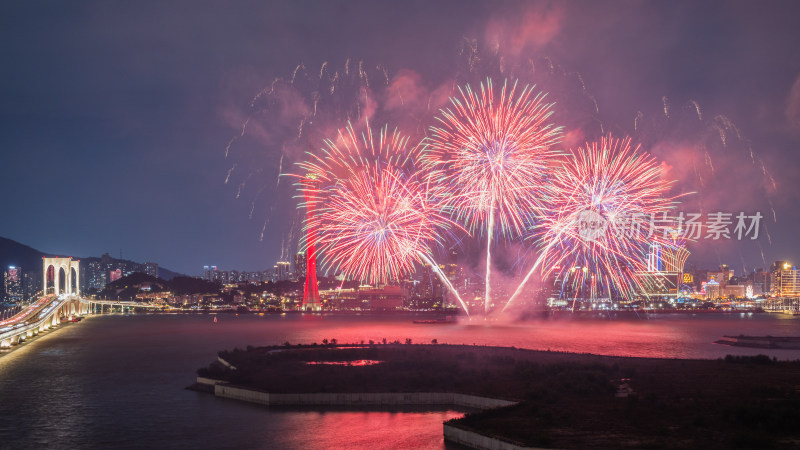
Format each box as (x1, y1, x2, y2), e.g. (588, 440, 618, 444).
(1, 1, 799, 276)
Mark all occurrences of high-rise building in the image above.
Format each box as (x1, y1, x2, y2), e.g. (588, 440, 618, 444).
(409, 263, 444, 309)
(4, 266, 24, 303)
(771, 261, 800, 297)
(23, 270, 38, 300)
(647, 244, 663, 272)
(294, 252, 306, 280)
(753, 268, 770, 294)
(203, 265, 219, 282)
(85, 260, 104, 290)
(144, 262, 159, 278)
(275, 261, 291, 281)
(109, 269, 122, 283)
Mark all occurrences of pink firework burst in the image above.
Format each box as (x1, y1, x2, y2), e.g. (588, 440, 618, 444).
(422, 78, 562, 314)
(422, 78, 563, 237)
(297, 121, 457, 286)
(534, 135, 681, 301)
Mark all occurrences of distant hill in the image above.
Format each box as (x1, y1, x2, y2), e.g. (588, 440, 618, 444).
(100, 272, 221, 300)
(157, 266, 183, 281)
(0, 236, 186, 280)
(0, 237, 47, 273)
(79, 255, 184, 281)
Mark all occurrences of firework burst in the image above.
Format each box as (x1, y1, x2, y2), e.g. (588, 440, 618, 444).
(422, 78, 562, 314)
(504, 135, 680, 310)
(297, 121, 469, 313)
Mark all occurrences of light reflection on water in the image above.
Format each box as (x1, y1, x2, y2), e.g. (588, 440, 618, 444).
(0, 313, 799, 448)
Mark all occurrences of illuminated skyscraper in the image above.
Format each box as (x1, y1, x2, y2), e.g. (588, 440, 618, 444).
(4, 266, 23, 303)
(275, 261, 291, 281)
(203, 265, 219, 282)
(294, 252, 307, 280)
(770, 261, 800, 296)
(647, 244, 663, 272)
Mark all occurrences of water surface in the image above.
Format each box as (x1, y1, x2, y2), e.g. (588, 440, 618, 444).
(1, 312, 798, 449)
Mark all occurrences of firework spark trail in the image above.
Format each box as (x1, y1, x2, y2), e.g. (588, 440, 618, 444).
(503, 135, 680, 313)
(297, 121, 466, 312)
(224, 164, 237, 185)
(417, 252, 470, 316)
(423, 78, 562, 315)
(225, 117, 252, 159)
(276, 153, 284, 189)
(689, 100, 703, 121)
(259, 218, 268, 242)
(484, 205, 494, 315)
(226, 58, 414, 260)
(501, 239, 556, 313)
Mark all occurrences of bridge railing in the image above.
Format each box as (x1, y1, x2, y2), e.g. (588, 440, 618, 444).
(0, 295, 75, 345)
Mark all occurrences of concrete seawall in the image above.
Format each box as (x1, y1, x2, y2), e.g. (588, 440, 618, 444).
(207, 380, 516, 409)
(196, 377, 226, 386)
(443, 424, 535, 450)
(202, 378, 525, 449)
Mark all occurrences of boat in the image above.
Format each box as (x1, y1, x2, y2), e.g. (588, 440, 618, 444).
(213, 316, 218, 324)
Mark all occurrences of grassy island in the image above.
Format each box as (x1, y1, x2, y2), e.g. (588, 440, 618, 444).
(196, 343, 800, 448)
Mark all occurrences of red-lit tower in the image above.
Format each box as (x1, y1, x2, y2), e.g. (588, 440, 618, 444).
(301, 174, 321, 311)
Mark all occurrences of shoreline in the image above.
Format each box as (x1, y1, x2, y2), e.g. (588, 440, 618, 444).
(83, 305, 786, 318)
(191, 379, 525, 450)
(194, 343, 800, 448)
(0, 315, 95, 361)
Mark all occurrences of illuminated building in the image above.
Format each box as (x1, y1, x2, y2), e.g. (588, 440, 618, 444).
(203, 265, 219, 282)
(22, 271, 37, 300)
(647, 244, 663, 272)
(110, 269, 122, 282)
(753, 268, 770, 294)
(275, 261, 291, 281)
(771, 261, 800, 297)
(324, 285, 405, 310)
(294, 252, 306, 280)
(722, 285, 746, 298)
(144, 262, 159, 278)
(4, 266, 23, 303)
(442, 248, 466, 308)
(640, 240, 690, 298)
(87, 260, 107, 290)
(707, 269, 730, 289)
(358, 285, 405, 310)
(705, 279, 721, 299)
(409, 263, 444, 309)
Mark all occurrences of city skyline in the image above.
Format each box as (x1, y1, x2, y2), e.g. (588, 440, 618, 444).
(1, 1, 799, 276)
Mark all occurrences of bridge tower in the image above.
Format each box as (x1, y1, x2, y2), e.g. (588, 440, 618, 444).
(301, 174, 321, 311)
(43, 256, 80, 296)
